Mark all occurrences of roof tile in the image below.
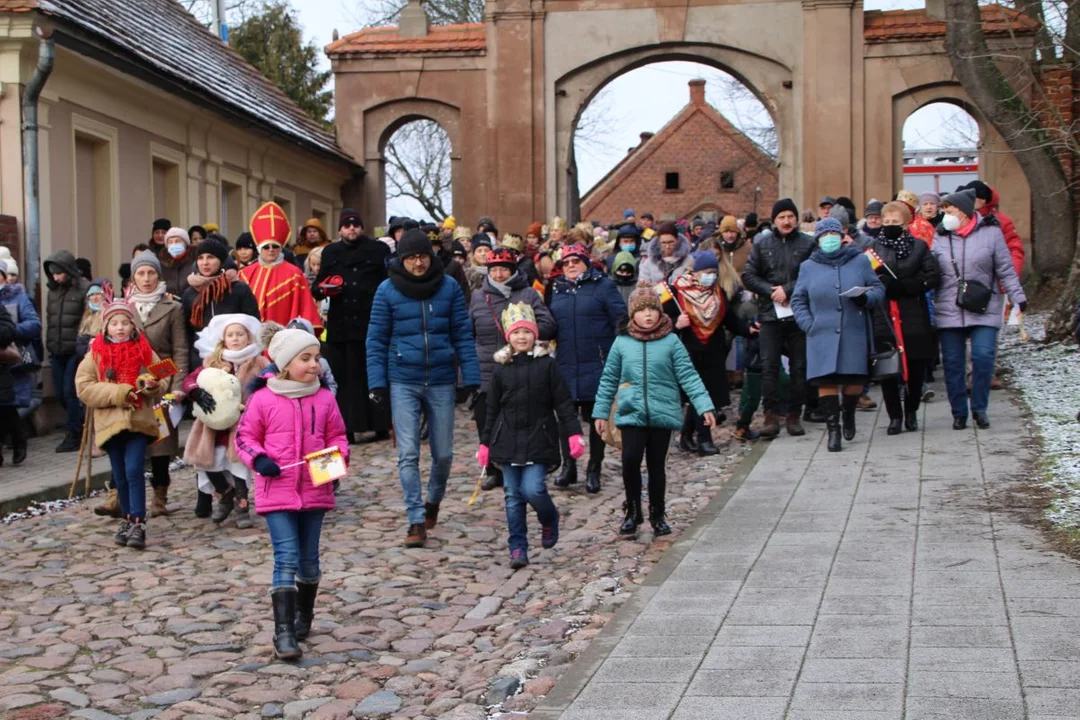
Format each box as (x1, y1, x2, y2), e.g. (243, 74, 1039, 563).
(865, 4, 1039, 43)
(327, 23, 485, 56)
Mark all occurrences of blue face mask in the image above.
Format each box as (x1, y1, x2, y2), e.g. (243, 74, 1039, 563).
(88, 302, 102, 312)
(620, 243, 636, 253)
(818, 234, 843, 254)
(697, 273, 717, 288)
(167, 243, 186, 258)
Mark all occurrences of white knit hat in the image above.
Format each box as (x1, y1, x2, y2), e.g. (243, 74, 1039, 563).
(268, 328, 319, 371)
(165, 227, 190, 245)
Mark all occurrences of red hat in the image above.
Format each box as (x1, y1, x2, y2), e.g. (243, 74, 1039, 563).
(560, 243, 590, 264)
(250, 201, 292, 248)
(487, 248, 517, 270)
(318, 275, 344, 297)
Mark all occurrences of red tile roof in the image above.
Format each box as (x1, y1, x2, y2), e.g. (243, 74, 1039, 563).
(0, 0, 37, 10)
(865, 4, 1039, 43)
(327, 23, 485, 57)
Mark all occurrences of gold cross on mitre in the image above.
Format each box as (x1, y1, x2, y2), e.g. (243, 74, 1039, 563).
(250, 200, 292, 245)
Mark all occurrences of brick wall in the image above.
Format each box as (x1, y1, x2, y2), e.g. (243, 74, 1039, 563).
(581, 104, 779, 225)
(1032, 64, 1078, 208)
(0, 215, 19, 259)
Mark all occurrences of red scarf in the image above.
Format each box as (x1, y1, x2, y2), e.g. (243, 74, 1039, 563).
(90, 332, 154, 387)
(672, 274, 726, 343)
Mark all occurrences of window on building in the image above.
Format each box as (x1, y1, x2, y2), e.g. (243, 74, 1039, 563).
(720, 171, 736, 190)
(665, 172, 680, 191)
(221, 181, 243, 239)
(75, 133, 115, 284)
(273, 195, 293, 231)
(152, 158, 181, 222)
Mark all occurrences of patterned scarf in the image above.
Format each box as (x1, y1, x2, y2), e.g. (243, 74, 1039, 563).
(673, 274, 725, 343)
(187, 272, 230, 328)
(877, 230, 915, 260)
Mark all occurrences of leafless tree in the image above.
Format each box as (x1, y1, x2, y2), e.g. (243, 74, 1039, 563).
(573, 86, 626, 163)
(706, 74, 779, 160)
(384, 120, 452, 221)
(352, 0, 484, 27)
(180, 0, 261, 26)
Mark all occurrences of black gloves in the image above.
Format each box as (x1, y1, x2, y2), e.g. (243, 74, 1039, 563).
(1019, 301, 1027, 313)
(368, 388, 389, 407)
(253, 454, 281, 477)
(189, 387, 216, 414)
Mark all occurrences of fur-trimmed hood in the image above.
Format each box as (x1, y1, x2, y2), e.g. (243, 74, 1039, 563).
(493, 339, 555, 365)
(645, 233, 692, 265)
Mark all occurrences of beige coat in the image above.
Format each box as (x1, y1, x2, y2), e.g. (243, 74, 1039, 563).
(76, 352, 164, 448)
(138, 297, 189, 457)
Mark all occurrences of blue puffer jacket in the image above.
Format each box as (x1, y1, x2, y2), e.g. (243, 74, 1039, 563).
(593, 330, 714, 430)
(366, 269, 480, 390)
(548, 267, 627, 402)
(0, 283, 42, 408)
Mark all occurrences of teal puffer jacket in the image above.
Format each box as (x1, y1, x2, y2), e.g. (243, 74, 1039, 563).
(593, 332, 714, 430)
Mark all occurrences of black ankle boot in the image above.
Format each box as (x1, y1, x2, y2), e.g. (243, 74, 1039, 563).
(554, 461, 577, 487)
(194, 490, 213, 518)
(841, 395, 857, 441)
(678, 432, 699, 453)
(904, 404, 919, 431)
(619, 498, 642, 536)
(822, 396, 842, 452)
(585, 461, 602, 494)
(271, 588, 302, 660)
(295, 580, 319, 640)
(887, 417, 903, 435)
(696, 430, 719, 456)
(650, 504, 672, 536)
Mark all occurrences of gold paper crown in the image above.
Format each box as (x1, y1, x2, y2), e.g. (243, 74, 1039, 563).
(501, 301, 536, 331)
(550, 216, 566, 231)
(500, 233, 524, 252)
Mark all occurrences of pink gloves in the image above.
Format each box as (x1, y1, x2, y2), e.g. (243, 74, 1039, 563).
(477, 444, 489, 468)
(568, 434, 585, 459)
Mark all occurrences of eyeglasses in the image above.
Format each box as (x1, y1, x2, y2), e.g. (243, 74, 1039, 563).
(403, 254, 428, 262)
(262, 244, 282, 251)
(563, 257, 585, 266)
(341, 220, 362, 228)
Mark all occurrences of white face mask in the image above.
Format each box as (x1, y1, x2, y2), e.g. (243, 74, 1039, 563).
(167, 243, 186, 258)
(941, 214, 962, 232)
(698, 273, 717, 287)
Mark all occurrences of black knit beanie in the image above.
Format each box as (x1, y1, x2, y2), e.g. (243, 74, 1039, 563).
(771, 198, 798, 222)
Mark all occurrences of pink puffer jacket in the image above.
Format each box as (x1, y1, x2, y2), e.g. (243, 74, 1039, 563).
(234, 378, 349, 515)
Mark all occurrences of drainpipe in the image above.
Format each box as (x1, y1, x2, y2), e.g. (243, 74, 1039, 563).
(22, 26, 55, 304)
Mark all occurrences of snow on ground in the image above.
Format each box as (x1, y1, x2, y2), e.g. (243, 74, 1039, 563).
(996, 313, 1080, 529)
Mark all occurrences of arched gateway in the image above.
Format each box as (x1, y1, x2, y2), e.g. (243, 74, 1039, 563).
(329, 0, 1036, 257)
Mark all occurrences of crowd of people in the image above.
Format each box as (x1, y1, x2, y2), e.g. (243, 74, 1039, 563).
(0, 178, 1030, 660)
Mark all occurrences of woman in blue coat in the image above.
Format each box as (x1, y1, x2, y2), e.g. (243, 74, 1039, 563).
(791, 218, 885, 452)
(547, 243, 627, 493)
(0, 262, 42, 465)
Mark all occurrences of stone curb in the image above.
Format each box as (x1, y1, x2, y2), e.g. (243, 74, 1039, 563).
(528, 438, 770, 719)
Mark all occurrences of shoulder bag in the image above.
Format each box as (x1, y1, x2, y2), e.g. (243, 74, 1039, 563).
(948, 234, 993, 314)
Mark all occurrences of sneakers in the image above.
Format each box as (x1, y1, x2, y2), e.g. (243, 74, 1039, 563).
(734, 426, 760, 442)
(55, 431, 80, 453)
(509, 549, 529, 570)
(424, 502, 440, 530)
(114, 519, 132, 546)
(126, 522, 146, 550)
(856, 394, 877, 411)
(404, 523, 427, 548)
(541, 516, 560, 549)
(921, 389, 935, 403)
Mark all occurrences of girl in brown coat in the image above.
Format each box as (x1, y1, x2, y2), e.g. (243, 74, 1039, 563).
(75, 302, 164, 549)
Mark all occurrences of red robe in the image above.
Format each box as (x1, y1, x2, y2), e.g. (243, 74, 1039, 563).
(239, 260, 321, 329)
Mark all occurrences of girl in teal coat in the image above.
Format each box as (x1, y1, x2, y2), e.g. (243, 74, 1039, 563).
(594, 282, 716, 538)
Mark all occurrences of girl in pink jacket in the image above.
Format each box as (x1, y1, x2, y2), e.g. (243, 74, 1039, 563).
(235, 328, 348, 661)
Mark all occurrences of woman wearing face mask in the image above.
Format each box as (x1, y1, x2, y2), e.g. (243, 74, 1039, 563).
(159, 227, 195, 296)
(931, 190, 1026, 430)
(868, 202, 941, 435)
(665, 251, 749, 455)
(127, 250, 190, 515)
(791, 218, 885, 452)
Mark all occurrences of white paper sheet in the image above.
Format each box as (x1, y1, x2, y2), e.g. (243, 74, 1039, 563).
(773, 301, 794, 319)
(839, 286, 871, 298)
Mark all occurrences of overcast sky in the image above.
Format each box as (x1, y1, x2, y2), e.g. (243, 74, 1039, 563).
(293, 0, 975, 221)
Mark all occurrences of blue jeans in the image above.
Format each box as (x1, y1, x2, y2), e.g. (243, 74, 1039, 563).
(501, 463, 558, 554)
(103, 431, 149, 520)
(939, 326, 998, 418)
(264, 510, 325, 589)
(390, 383, 456, 526)
(50, 353, 83, 433)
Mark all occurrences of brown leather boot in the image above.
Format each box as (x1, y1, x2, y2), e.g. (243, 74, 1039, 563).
(760, 411, 781, 439)
(94, 488, 122, 518)
(785, 412, 806, 436)
(404, 523, 427, 548)
(150, 486, 169, 517)
(424, 502, 440, 530)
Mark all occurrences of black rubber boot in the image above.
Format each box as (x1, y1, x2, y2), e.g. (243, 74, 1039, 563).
(841, 394, 858, 441)
(585, 428, 604, 494)
(822, 395, 842, 452)
(294, 580, 319, 640)
(271, 588, 302, 661)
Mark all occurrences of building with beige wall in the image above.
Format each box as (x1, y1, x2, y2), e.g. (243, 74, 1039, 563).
(0, 0, 360, 305)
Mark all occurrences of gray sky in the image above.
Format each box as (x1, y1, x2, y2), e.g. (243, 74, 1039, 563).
(294, 0, 974, 221)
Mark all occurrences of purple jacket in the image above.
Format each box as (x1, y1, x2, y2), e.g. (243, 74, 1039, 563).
(931, 214, 1025, 330)
(235, 377, 349, 515)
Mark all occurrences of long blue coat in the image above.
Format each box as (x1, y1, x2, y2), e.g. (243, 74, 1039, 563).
(548, 267, 627, 402)
(791, 246, 885, 381)
(0, 283, 42, 408)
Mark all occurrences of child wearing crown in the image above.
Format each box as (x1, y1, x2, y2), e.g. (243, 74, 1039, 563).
(477, 303, 584, 570)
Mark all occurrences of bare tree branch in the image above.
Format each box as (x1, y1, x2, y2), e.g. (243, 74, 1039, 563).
(352, 0, 484, 28)
(384, 120, 452, 221)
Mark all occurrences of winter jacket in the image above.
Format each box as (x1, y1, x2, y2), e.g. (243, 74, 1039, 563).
(180, 277, 260, 370)
(235, 377, 348, 515)
(979, 186, 1024, 277)
(593, 331, 714, 430)
(481, 351, 581, 467)
(137, 296, 189, 457)
(548, 267, 628, 402)
(868, 235, 941, 361)
(157, 248, 195, 297)
(0, 306, 15, 406)
(931, 213, 1026, 330)
(718, 236, 752, 275)
(366, 268, 481, 390)
(44, 250, 90, 355)
(638, 235, 694, 285)
(0, 283, 41, 408)
(312, 235, 389, 343)
(791, 246, 886, 381)
(742, 229, 815, 322)
(469, 273, 555, 393)
(75, 350, 165, 448)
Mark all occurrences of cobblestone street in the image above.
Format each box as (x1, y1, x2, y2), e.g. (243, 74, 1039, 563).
(0, 408, 749, 720)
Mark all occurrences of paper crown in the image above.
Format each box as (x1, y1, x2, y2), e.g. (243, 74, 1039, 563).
(501, 302, 537, 336)
(499, 234, 523, 252)
(250, 201, 292, 247)
(550, 216, 566, 231)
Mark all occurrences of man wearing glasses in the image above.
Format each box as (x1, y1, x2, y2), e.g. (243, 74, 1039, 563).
(239, 201, 322, 329)
(313, 209, 391, 444)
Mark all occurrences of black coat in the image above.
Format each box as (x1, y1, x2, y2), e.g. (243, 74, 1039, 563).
(482, 353, 581, 467)
(742, 229, 815, 322)
(180, 278, 260, 369)
(43, 250, 90, 356)
(313, 236, 390, 343)
(663, 288, 748, 409)
(0, 306, 15, 405)
(868, 235, 941, 361)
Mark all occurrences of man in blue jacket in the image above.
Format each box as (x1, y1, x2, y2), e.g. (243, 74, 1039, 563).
(367, 229, 480, 548)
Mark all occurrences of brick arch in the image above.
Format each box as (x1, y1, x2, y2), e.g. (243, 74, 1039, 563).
(552, 43, 794, 222)
(360, 98, 463, 226)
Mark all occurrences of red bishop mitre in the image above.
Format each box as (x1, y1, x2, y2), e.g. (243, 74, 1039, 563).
(250, 201, 292, 247)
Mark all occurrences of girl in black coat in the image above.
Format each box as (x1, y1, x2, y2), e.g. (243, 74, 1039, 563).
(869, 201, 942, 434)
(478, 303, 583, 571)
